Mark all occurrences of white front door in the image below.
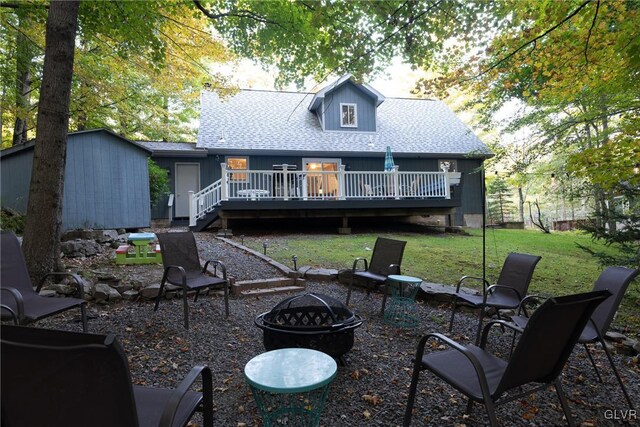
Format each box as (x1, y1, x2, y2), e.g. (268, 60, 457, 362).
(175, 163, 200, 217)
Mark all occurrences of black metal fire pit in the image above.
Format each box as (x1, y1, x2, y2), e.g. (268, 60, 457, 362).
(254, 293, 363, 362)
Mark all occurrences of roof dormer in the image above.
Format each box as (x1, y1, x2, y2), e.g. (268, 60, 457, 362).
(308, 74, 385, 132)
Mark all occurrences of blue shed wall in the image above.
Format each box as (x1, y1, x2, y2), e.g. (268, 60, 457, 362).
(0, 131, 151, 231)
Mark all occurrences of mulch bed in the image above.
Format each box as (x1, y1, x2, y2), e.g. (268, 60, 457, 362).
(33, 233, 640, 426)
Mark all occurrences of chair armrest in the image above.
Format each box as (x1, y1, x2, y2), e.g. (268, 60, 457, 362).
(414, 333, 493, 403)
(387, 263, 401, 275)
(516, 294, 544, 317)
(163, 265, 187, 287)
(1, 304, 19, 324)
(455, 275, 490, 293)
(1, 287, 24, 322)
(159, 365, 214, 427)
(352, 257, 368, 272)
(203, 259, 227, 280)
(479, 320, 524, 348)
(38, 272, 85, 300)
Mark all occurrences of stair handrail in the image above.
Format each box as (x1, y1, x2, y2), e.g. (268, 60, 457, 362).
(189, 179, 223, 227)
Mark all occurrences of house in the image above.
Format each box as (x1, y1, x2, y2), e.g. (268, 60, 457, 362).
(144, 75, 492, 232)
(0, 129, 152, 231)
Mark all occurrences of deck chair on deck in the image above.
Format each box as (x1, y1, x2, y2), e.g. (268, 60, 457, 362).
(0, 230, 87, 332)
(511, 266, 639, 409)
(155, 231, 229, 329)
(1, 325, 213, 427)
(449, 252, 541, 343)
(345, 237, 406, 315)
(404, 290, 611, 427)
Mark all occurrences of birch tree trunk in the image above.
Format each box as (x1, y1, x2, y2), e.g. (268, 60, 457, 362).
(22, 0, 79, 281)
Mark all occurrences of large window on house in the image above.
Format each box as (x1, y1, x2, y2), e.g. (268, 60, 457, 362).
(227, 157, 248, 181)
(438, 159, 457, 172)
(340, 103, 357, 127)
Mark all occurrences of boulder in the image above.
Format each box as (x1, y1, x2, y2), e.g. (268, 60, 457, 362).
(60, 240, 103, 258)
(93, 283, 115, 303)
(140, 283, 161, 299)
(122, 290, 139, 300)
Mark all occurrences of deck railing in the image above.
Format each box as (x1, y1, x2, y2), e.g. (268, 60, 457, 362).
(190, 164, 460, 226)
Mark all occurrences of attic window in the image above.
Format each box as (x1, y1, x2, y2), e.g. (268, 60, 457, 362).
(340, 103, 357, 128)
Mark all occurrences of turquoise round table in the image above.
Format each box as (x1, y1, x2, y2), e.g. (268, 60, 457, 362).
(384, 275, 423, 327)
(244, 348, 337, 426)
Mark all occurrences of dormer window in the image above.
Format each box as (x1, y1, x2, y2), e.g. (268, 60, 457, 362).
(340, 103, 357, 128)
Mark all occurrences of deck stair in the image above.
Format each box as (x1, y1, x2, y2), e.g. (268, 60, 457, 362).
(232, 277, 306, 297)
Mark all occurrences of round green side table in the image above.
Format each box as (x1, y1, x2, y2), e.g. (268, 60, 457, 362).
(244, 348, 337, 426)
(384, 275, 422, 327)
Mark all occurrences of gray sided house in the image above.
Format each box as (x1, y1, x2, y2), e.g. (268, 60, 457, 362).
(143, 75, 493, 231)
(1, 129, 152, 231)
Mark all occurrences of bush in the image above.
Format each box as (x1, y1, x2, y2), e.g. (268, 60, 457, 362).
(148, 159, 170, 207)
(0, 208, 25, 233)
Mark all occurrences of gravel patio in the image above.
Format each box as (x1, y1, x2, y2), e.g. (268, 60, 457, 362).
(37, 232, 639, 426)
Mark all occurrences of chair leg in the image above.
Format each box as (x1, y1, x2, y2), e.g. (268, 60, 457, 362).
(474, 306, 485, 345)
(449, 297, 458, 332)
(598, 338, 634, 409)
(484, 399, 499, 427)
(465, 399, 473, 415)
(154, 276, 168, 312)
(346, 275, 354, 306)
(553, 379, 575, 427)
(80, 304, 87, 333)
(403, 366, 422, 427)
(223, 282, 229, 318)
(380, 287, 388, 316)
(583, 344, 603, 383)
(182, 286, 190, 329)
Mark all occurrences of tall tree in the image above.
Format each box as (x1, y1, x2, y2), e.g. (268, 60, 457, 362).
(22, 0, 79, 279)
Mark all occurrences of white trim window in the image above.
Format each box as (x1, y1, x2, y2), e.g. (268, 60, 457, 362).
(226, 156, 248, 182)
(340, 103, 357, 128)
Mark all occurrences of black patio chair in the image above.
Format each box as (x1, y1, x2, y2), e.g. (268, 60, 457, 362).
(0, 230, 87, 332)
(449, 252, 541, 343)
(404, 290, 611, 427)
(1, 324, 213, 427)
(511, 266, 639, 409)
(155, 231, 229, 329)
(345, 237, 406, 315)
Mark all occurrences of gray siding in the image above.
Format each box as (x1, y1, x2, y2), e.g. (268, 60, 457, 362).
(1, 130, 151, 231)
(323, 82, 377, 132)
(0, 149, 33, 212)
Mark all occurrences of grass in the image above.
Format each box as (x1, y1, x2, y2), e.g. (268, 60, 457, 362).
(234, 228, 639, 334)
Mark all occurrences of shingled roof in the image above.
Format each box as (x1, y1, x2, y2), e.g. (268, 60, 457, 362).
(197, 85, 492, 158)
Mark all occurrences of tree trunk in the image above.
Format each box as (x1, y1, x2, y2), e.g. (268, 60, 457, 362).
(517, 186, 525, 222)
(12, 11, 35, 146)
(22, 0, 79, 281)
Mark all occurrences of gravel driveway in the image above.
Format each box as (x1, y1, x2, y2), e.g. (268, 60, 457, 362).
(36, 232, 639, 426)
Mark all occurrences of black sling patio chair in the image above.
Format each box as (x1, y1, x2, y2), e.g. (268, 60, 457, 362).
(155, 231, 229, 329)
(511, 266, 639, 409)
(449, 252, 541, 343)
(345, 237, 406, 315)
(0, 324, 213, 427)
(0, 230, 87, 332)
(404, 290, 611, 427)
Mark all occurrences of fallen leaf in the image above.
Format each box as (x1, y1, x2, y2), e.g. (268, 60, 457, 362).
(363, 410, 372, 419)
(363, 394, 383, 406)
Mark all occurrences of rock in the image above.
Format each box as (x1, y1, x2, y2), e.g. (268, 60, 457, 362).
(122, 290, 139, 300)
(111, 282, 132, 294)
(51, 283, 76, 295)
(140, 283, 161, 299)
(303, 267, 338, 281)
(616, 338, 639, 356)
(107, 287, 122, 302)
(605, 331, 627, 342)
(38, 290, 57, 298)
(62, 229, 118, 243)
(60, 239, 103, 258)
(93, 283, 115, 303)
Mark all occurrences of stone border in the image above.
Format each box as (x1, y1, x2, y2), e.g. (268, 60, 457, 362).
(215, 237, 299, 278)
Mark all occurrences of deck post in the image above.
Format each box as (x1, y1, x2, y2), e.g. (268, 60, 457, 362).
(220, 163, 229, 201)
(392, 165, 400, 199)
(338, 165, 346, 200)
(283, 164, 289, 201)
(188, 191, 196, 227)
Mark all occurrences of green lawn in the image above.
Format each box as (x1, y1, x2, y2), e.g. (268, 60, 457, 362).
(235, 229, 639, 334)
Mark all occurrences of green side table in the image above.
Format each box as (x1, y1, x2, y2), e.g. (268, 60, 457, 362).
(244, 348, 337, 426)
(384, 275, 422, 328)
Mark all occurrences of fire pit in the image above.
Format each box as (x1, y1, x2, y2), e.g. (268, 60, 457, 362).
(254, 293, 363, 362)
